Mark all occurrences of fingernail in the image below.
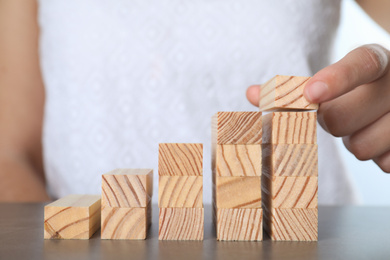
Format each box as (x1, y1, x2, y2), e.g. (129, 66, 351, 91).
(306, 81, 328, 103)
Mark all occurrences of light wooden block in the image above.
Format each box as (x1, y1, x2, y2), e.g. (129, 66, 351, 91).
(101, 203, 151, 240)
(262, 112, 317, 144)
(212, 144, 261, 177)
(215, 176, 261, 208)
(262, 144, 318, 177)
(159, 176, 203, 208)
(259, 75, 318, 111)
(101, 168, 153, 208)
(216, 208, 263, 241)
(159, 207, 204, 240)
(263, 208, 318, 241)
(212, 112, 262, 145)
(158, 143, 203, 176)
(44, 194, 101, 239)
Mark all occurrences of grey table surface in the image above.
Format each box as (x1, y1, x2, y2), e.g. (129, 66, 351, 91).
(1, 204, 390, 260)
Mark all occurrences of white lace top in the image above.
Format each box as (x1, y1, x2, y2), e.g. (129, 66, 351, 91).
(39, 0, 357, 204)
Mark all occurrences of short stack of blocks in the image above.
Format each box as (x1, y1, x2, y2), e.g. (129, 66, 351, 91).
(212, 111, 263, 241)
(158, 143, 204, 240)
(101, 168, 153, 240)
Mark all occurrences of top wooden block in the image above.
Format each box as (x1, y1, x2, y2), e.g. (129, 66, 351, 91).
(212, 112, 262, 144)
(159, 143, 203, 176)
(259, 75, 318, 111)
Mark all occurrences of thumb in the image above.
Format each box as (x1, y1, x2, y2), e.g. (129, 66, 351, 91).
(246, 85, 261, 107)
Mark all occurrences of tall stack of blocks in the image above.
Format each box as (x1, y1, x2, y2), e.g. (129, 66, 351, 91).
(212, 112, 263, 241)
(101, 168, 153, 239)
(260, 75, 319, 241)
(158, 143, 204, 240)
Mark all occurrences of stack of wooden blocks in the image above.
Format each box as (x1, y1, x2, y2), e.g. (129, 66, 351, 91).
(212, 112, 263, 241)
(158, 143, 204, 240)
(260, 75, 319, 241)
(101, 168, 153, 240)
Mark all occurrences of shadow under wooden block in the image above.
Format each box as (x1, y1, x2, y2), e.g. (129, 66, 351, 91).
(262, 112, 317, 144)
(262, 144, 318, 177)
(216, 208, 263, 241)
(215, 176, 261, 208)
(212, 144, 261, 177)
(44, 194, 101, 239)
(102, 168, 153, 208)
(159, 207, 204, 240)
(212, 112, 262, 145)
(101, 203, 151, 240)
(158, 176, 203, 208)
(259, 75, 318, 111)
(263, 208, 318, 241)
(158, 143, 203, 176)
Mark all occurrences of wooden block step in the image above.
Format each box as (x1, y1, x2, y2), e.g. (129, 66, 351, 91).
(212, 112, 262, 145)
(262, 144, 318, 177)
(44, 194, 101, 239)
(158, 143, 203, 176)
(158, 176, 203, 208)
(262, 112, 317, 144)
(102, 168, 153, 208)
(159, 207, 204, 240)
(216, 208, 263, 241)
(101, 203, 151, 240)
(259, 75, 318, 111)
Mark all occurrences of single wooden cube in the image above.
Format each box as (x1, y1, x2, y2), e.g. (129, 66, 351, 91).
(101, 168, 153, 208)
(212, 112, 262, 145)
(216, 208, 263, 241)
(159, 207, 204, 240)
(215, 176, 261, 209)
(262, 112, 317, 144)
(159, 176, 203, 208)
(158, 143, 203, 176)
(212, 144, 261, 177)
(263, 208, 318, 241)
(101, 203, 151, 240)
(44, 194, 101, 239)
(262, 144, 318, 177)
(259, 75, 318, 111)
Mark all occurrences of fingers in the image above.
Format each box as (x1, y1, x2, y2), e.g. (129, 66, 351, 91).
(304, 44, 390, 103)
(374, 151, 390, 173)
(246, 85, 261, 107)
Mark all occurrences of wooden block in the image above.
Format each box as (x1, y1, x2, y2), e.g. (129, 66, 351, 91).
(159, 207, 204, 240)
(263, 208, 318, 241)
(216, 208, 262, 241)
(158, 176, 203, 208)
(262, 112, 317, 144)
(212, 112, 262, 145)
(212, 144, 261, 177)
(215, 176, 261, 208)
(259, 75, 318, 111)
(44, 194, 101, 239)
(262, 144, 318, 177)
(158, 143, 203, 176)
(101, 203, 151, 240)
(101, 168, 153, 208)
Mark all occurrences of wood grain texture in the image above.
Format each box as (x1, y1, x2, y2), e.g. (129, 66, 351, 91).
(213, 144, 261, 177)
(262, 112, 317, 144)
(215, 176, 261, 208)
(44, 194, 101, 239)
(101, 203, 151, 240)
(262, 144, 318, 177)
(158, 176, 203, 208)
(216, 208, 263, 241)
(158, 143, 203, 176)
(159, 207, 204, 240)
(259, 75, 318, 111)
(212, 112, 262, 145)
(263, 208, 318, 241)
(102, 169, 153, 208)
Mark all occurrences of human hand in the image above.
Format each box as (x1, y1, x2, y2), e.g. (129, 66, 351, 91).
(246, 44, 390, 172)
